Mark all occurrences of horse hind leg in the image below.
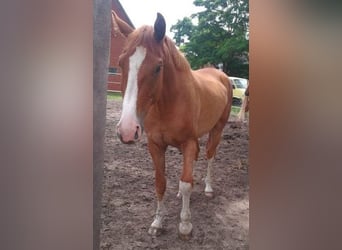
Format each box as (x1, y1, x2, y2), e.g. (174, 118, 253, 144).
(204, 157, 214, 197)
(204, 132, 220, 198)
(205, 108, 229, 197)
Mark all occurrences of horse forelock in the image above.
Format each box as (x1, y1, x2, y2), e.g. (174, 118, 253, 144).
(124, 25, 190, 72)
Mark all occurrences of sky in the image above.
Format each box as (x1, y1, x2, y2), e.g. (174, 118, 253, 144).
(119, 0, 204, 38)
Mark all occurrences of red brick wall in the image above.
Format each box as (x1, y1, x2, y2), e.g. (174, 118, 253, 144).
(108, 31, 125, 92)
(108, 1, 134, 92)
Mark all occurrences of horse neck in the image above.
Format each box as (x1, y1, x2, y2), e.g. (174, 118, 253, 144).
(154, 41, 194, 111)
(157, 61, 194, 110)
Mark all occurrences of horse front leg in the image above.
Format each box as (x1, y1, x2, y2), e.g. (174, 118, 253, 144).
(178, 139, 199, 240)
(147, 140, 167, 236)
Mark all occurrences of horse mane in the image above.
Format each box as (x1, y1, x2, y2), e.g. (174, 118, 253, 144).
(163, 36, 191, 71)
(125, 25, 191, 72)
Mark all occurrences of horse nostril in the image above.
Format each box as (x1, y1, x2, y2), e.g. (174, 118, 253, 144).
(134, 126, 140, 140)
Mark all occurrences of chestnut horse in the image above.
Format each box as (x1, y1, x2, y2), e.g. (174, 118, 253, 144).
(112, 12, 232, 239)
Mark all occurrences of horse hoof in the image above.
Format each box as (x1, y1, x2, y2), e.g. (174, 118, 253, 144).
(179, 230, 192, 240)
(148, 226, 162, 236)
(179, 222, 192, 240)
(205, 191, 214, 198)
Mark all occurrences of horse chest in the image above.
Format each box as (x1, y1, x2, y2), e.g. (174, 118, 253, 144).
(145, 118, 196, 147)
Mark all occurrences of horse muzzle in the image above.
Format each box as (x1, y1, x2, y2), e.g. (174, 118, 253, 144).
(116, 120, 143, 144)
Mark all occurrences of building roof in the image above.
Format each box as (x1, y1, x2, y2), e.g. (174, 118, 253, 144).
(112, 0, 135, 28)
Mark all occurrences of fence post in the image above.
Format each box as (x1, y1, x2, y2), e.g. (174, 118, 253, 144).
(93, 0, 111, 249)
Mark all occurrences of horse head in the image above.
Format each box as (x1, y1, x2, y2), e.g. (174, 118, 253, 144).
(112, 12, 166, 144)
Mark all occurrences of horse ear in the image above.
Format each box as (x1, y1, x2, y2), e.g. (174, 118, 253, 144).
(112, 10, 134, 37)
(154, 13, 166, 42)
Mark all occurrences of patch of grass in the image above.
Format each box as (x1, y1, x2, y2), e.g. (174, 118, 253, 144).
(107, 91, 122, 100)
(106, 92, 241, 117)
(231, 106, 241, 116)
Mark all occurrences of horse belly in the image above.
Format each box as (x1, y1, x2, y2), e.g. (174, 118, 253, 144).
(197, 86, 228, 137)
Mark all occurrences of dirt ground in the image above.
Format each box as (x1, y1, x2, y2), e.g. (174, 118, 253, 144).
(100, 99, 249, 250)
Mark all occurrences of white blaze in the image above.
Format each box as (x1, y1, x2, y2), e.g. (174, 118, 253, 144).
(119, 46, 146, 124)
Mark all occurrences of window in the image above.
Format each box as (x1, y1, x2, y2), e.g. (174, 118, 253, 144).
(108, 67, 119, 75)
(233, 79, 245, 89)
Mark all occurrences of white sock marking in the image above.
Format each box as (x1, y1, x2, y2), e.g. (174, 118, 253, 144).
(151, 199, 165, 229)
(179, 180, 192, 235)
(205, 158, 214, 194)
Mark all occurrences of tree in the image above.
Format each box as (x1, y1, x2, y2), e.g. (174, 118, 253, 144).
(170, 0, 249, 78)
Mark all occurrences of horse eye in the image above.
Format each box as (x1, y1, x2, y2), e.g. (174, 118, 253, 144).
(155, 65, 162, 74)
